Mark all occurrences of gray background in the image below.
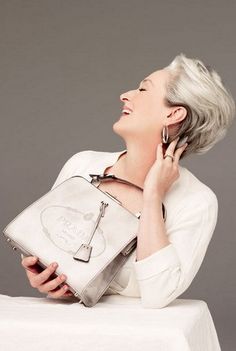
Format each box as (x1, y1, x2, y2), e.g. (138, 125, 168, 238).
(1, 0, 235, 349)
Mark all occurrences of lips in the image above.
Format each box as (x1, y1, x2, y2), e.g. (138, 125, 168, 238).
(121, 105, 133, 116)
(123, 106, 133, 112)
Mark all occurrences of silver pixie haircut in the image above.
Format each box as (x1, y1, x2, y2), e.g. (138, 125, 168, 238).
(164, 53, 235, 159)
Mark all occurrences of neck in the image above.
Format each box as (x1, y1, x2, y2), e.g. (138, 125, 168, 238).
(113, 142, 161, 190)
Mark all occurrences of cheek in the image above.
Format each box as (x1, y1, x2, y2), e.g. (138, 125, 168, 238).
(134, 100, 154, 119)
(138, 95, 161, 116)
(134, 104, 163, 135)
(132, 94, 164, 127)
(135, 103, 161, 126)
(134, 115, 160, 135)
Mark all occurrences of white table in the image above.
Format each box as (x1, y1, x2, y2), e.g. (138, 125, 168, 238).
(0, 293, 221, 351)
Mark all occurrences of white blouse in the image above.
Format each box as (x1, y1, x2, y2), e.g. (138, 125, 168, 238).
(45, 149, 218, 308)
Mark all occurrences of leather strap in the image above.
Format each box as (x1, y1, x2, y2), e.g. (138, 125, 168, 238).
(89, 173, 167, 222)
(89, 173, 143, 191)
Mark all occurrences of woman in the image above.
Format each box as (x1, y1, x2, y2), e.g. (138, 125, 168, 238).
(21, 53, 235, 308)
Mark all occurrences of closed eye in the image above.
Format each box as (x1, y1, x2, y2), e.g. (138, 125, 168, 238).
(138, 88, 146, 91)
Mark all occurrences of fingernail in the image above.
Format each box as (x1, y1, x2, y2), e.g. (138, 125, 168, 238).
(177, 136, 188, 148)
(181, 136, 188, 144)
(52, 262, 58, 268)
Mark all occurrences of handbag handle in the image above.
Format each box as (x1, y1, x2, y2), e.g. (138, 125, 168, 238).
(89, 173, 143, 191)
(89, 173, 167, 222)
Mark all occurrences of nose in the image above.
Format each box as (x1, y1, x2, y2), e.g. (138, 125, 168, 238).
(120, 91, 128, 103)
(120, 88, 135, 103)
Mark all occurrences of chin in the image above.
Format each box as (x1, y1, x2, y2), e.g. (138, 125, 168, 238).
(112, 120, 133, 137)
(112, 121, 124, 137)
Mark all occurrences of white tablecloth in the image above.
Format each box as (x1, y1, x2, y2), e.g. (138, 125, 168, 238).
(0, 294, 221, 351)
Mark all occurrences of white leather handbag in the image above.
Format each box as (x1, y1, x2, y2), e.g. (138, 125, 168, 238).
(2, 173, 166, 307)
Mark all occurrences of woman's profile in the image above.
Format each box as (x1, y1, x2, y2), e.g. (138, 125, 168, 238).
(21, 53, 235, 307)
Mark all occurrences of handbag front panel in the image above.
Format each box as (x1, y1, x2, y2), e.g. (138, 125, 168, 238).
(3, 176, 139, 296)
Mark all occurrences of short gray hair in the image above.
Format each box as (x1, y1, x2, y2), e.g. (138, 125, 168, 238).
(164, 53, 235, 159)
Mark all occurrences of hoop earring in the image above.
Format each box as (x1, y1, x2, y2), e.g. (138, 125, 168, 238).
(162, 125, 169, 144)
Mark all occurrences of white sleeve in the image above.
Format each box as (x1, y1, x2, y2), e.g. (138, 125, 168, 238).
(132, 190, 218, 309)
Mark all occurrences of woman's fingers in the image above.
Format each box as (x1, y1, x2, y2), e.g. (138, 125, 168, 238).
(30, 262, 58, 288)
(21, 256, 58, 288)
(38, 271, 75, 298)
(21, 256, 42, 275)
(157, 142, 164, 160)
(163, 137, 188, 165)
(21, 256, 74, 299)
(164, 136, 180, 157)
(47, 284, 70, 298)
(38, 273, 67, 293)
(28, 262, 72, 298)
(173, 143, 188, 165)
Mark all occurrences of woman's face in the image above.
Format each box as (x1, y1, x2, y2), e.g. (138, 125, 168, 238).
(113, 68, 174, 145)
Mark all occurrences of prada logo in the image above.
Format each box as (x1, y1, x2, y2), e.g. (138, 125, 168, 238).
(40, 205, 106, 257)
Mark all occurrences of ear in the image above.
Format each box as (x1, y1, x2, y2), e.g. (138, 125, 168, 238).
(167, 106, 187, 124)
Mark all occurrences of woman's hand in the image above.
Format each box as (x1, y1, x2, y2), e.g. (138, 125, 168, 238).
(143, 137, 188, 201)
(21, 255, 74, 299)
